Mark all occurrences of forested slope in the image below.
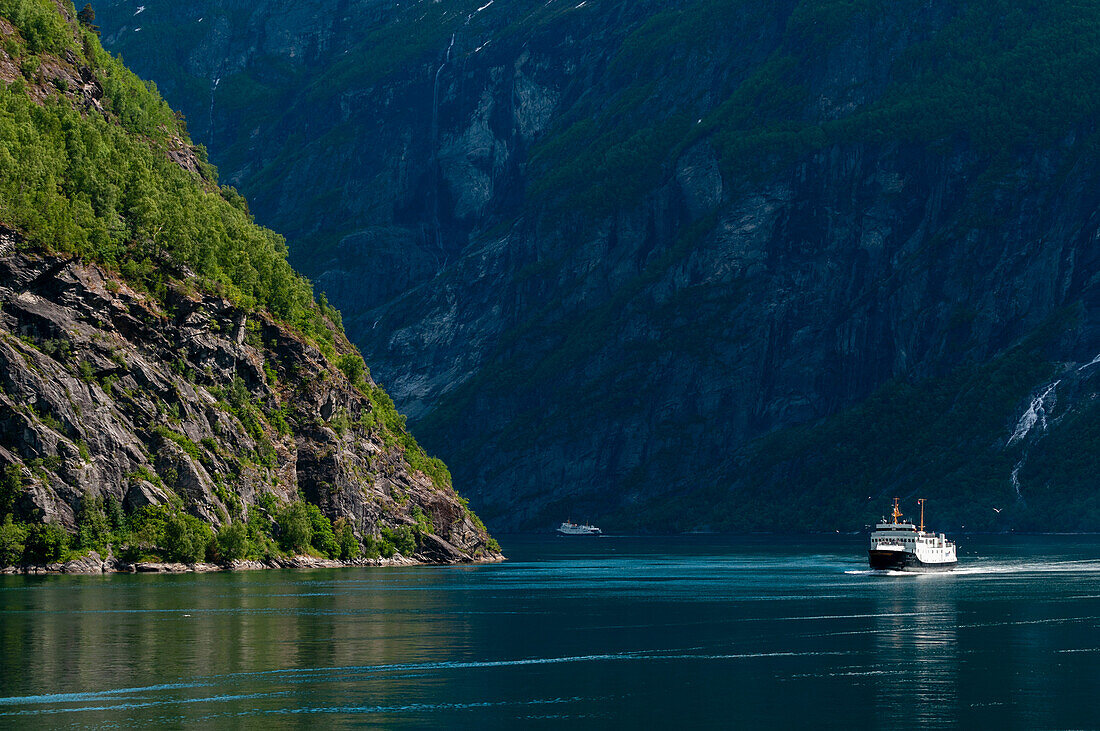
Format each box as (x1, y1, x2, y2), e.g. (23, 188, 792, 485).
(0, 0, 499, 569)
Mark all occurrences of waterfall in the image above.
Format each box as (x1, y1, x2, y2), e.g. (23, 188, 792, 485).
(466, 0, 494, 23)
(1003, 354, 1100, 504)
(1007, 381, 1059, 446)
(1077, 351, 1100, 371)
(1005, 380, 1060, 505)
(209, 77, 220, 150)
(1010, 462, 1027, 505)
(431, 34, 455, 145)
(429, 34, 456, 255)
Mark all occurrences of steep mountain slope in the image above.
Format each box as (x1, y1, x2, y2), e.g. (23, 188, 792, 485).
(0, 0, 498, 568)
(95, 0, 1100, 531)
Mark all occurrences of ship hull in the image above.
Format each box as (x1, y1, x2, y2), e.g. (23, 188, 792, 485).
(868, 550, 957, 572)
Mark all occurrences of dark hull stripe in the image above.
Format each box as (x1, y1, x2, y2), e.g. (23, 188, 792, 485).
(868, 549, 957, 572)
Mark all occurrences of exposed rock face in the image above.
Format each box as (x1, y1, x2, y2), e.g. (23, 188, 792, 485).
(0, 252, 499, 562)
(95, 0, 1100, 531)
(60, 550, 108, 574)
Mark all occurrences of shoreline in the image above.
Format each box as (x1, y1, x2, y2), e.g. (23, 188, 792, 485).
(1, 550, 507, 576)
(538, 531, 1100, 538)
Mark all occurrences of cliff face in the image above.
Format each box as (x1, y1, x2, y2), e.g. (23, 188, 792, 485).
(389, 138, 1100, 532)
(95, 0, 1100, 531)
(0, 250, 496, 562)
(0, 0, 498, 564)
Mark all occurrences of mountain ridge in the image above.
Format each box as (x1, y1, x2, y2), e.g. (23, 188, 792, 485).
(93, 0, 1100, 532)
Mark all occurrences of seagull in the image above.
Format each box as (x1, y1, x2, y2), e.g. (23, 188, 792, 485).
(992, 507, 1002, 513)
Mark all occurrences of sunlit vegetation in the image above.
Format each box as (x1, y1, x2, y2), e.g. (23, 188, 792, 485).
(0, 0, 337, 349)
(0, 0, 477, 563)
(0, 472, 428, 566)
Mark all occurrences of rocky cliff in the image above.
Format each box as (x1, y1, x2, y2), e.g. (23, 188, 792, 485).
(0, 252, 497, 563)
(0, 0, 498, 566)
(94, 0, 1100, 531)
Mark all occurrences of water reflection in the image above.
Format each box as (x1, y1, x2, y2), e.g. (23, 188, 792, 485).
(0, 568, 486, 725)
(872, 578, 958, 725)
(2, 537, 1100, 727)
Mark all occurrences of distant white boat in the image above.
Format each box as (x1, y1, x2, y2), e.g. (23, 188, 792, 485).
(557, 520, 602, 536)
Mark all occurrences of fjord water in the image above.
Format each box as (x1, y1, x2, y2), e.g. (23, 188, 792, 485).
(2, 537, 1100, 728)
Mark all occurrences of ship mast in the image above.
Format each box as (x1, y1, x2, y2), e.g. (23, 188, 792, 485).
(917, 498, 925, 533)
(892, 497, 902, 524)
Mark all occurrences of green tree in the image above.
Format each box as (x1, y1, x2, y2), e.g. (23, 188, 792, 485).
(0, 515, 26, 566)
(362, 534, 381, 560)
(334, 517, 360, 560)
(380, 525, 416, 558)
(23, 522, 68, 564)
(76, 494, 110, 551)
(3, 0, 70, 53)
(163, 511, 212, 563)
(127, 504, 170, 552)
(215, 521, 250, 562)
(245, 506, 278, 559)
(0, 465, 23, 516)
(304, 503, 338, 558)
(276, 502, 312, 554)
(105, 495, 125, 533)
(76, 3, 98, 35)
(337, 353, 365, 387)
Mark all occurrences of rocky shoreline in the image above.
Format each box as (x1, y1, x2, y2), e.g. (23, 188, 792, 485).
(2, 549, 505, 575)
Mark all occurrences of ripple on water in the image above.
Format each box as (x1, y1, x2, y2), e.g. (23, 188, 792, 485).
(3, 535, 1100, 727)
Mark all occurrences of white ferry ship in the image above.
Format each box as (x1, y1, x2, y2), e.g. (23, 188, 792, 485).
(868, 498, 957, 571)
(557, 520, 602, 536)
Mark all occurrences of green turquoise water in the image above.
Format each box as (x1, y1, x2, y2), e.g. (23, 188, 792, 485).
(2, 535, 1100, 728)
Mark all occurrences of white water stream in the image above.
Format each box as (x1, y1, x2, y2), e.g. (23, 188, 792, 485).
(1007, 380, 1059, 446)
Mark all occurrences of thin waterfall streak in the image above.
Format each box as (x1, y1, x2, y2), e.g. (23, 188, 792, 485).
(1011, 462, 1026, 504)
(430, 34, 456, 255)
(1078, 352, 1100, 371)
(209, 77, 220, 150)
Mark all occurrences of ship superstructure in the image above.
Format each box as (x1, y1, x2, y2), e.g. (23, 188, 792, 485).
(868, 498, 957, 571)
(557, 521, 602, 536)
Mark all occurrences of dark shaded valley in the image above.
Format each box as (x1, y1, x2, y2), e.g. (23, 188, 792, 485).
(95, 0, 1100, 532)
